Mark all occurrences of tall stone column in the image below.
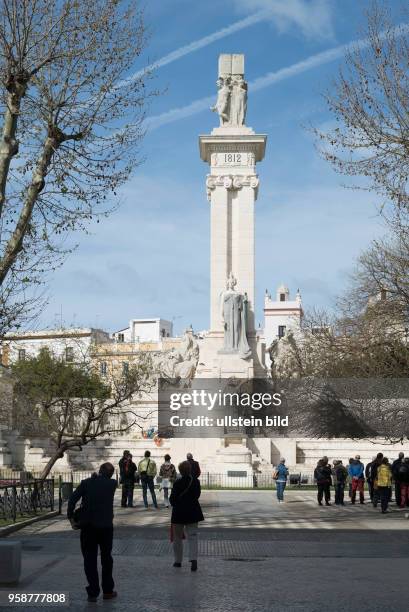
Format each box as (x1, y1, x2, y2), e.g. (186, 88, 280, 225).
(197, 54, 267, 377)
(201, 142, 265, 334)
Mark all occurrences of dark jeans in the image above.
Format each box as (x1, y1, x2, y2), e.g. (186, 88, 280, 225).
(142, 476, 157, 508)
(395, 482, 401, 506)
(335, 482, 345, 505)
(80, 526, 114, 597)
(367, 479, 374, 501)
(379, 486, 391, 512)
(317, 482, 331, 504)
(121, 483, 134, 507)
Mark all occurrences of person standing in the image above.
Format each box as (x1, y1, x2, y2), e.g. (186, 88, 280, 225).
(348, 455, 365, 504)
(119, 452, 137, 508)
(186, 452, 201, 478)
(392, 452, 404, 507)
(377, 457, 392, 514)
(371, 453, 384, 508)
(273, 458, 288, 503)
(332, 460, 348, 506)
(314, 458, 332, 506)
(396, 457, 409, 508)
(159, 454, 177, 508)
(138, 450, 158, 509)
(67, 463, 117, 602)
(170, 460, 204, 572)
(365, 456, 376, 502)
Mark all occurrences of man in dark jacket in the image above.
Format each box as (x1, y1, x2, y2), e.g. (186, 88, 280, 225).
(395, 456, 409, 508)
(67, 462, 117, 602)
(186, 452, 201, 479)
(314, 458, 332, 506)
(365, 457, 376, 502)
(392, 452, 404, 506)
(370, 452, 383, 508)
(119, 451, 137, 508)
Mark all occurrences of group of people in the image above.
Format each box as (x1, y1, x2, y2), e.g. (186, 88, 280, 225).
(313, 452, 409, 513)
(274, 452, 409, 514)
(118, 449, 201, 509)
(67, 451, 204, 602)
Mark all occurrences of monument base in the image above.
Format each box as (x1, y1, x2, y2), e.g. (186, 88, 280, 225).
(196, 331, 266, 379)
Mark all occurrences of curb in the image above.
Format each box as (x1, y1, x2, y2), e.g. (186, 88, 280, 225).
(0, 511, 59, 537)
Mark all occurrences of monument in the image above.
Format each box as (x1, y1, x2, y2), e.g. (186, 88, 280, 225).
(196, 54, 267, 378)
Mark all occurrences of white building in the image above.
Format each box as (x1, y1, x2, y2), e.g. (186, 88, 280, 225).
(112, 318, 173, 344)
(264, 284, 303, 347)
(2, 327, 111, 365)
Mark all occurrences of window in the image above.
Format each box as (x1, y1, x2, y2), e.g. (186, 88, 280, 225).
(278, 325, 286, 339)
(280, 293, 286, 302)
(118, 333, 125, 342)
(122, 361, 129, 375)
(18, 349, 26, 361)
(65, 347, 74, 362)
(100, 361, 107, 376)
(161, 328, 166, 337)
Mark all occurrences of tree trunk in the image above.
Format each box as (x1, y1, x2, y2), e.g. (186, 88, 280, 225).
(39, 446, 66, 481)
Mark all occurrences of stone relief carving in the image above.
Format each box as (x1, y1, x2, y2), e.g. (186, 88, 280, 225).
(159, 327, 199, 387)
(206, 174, 259, 199)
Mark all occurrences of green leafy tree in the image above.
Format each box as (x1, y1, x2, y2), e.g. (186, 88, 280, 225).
(9, 349, 154, 479)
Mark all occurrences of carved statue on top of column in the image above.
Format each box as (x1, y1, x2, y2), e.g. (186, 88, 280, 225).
(211, 75, 248, 127)
(219, 272, 251, 359)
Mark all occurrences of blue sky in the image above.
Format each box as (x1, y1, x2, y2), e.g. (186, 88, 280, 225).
(40, 0, 399, 334)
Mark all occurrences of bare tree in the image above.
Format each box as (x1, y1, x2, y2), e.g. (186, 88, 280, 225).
(315, 2, 409, 222)
(0, 0, 153, 331)
(8, 348, 156, 479)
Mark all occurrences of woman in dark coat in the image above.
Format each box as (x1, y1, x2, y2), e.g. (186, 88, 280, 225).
(169, 460, 204, 571)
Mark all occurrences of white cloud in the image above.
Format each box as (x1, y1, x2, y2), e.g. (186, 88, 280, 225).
(231, 0, 334, 41)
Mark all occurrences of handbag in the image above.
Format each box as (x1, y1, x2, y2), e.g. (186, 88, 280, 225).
(71, 505, 89, 530)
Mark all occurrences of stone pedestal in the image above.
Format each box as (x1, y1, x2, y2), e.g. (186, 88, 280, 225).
(198, 127, 267, 379)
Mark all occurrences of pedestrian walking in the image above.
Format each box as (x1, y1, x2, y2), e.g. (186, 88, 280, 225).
(396, 457, 409, 508)
(377, 457, 392, 514)
(138, 450, 159, 509)
(392, 452, 404, 506)
(186, 452, 201, 478)
(170, 460, 204, 572)
(159, 454, 177, 508)
(273, 458, 288, 503)
(371, 453, 384, 508)
(119, 452, 137, 508)
(348, 455, 365, 504)
(332, 460, 348, 506)
(314, 458, 332, 506)
(67, 463, 117, 602)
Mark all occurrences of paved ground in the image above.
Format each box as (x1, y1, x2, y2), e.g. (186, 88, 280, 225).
(1, 489, 409, 612)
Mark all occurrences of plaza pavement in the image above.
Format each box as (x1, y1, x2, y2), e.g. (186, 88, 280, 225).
(1, 489, 409, 612)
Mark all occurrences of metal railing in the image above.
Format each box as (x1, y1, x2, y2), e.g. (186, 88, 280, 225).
(0, 478, 54, 523)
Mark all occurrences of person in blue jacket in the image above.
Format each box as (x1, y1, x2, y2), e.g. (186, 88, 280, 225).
(274, 458, 289, 502)
(348, 454, 365, 504)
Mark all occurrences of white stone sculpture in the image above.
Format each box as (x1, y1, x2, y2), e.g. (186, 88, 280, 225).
(210, 54, 248, 127)
(219, 273, 251, 359)
(159, 327, 199, 385)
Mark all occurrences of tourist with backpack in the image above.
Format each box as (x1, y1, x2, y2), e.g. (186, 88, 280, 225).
(377, 457, 392, 514)
(332, 460, 348, 506)
(138, 450, 159, 509)
(159, 454, 177, 508)
(314, 458, 332, 506)
(273, 458, 288, 503)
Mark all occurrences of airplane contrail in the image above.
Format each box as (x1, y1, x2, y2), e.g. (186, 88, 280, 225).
(115, 9, 273, 89)
(146, 23, 409, 131)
